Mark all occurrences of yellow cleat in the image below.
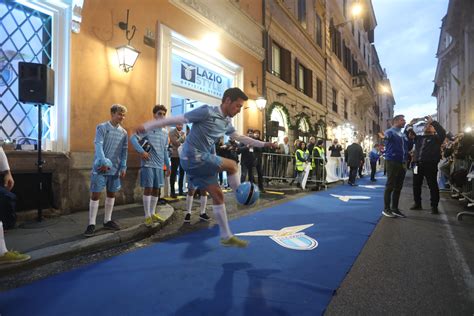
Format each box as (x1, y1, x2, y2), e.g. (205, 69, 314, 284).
(144, 216, 155, 228)
(0, 251, 31, 265)
(220, 236, 249, 248)
(151, 213, 165, 223)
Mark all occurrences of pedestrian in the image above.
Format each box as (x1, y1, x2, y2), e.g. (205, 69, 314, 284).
(381, 114, 414, 218)
(238, 129, 256, 184)
(344, 140, 364, 186)
(328, 139, 343, 158)
(277, 135, 292, 180)
(184, 181, 210, 223)
(295, 141, 310, 187)
(253, 130, 265, 192)
(407, 116, 446, 214)
(84, 104, 128, 237)
(169, 123, 186, 197)
(0, 146, 31, 264)
(307, 136, 316, 156)
(312, 139, 326, 188)
(130, 104, 171, 228)
(369, 144, 381, 181)
(137, 87, 276, 247)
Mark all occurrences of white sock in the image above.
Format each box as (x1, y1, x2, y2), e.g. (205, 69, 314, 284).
(186, 195, 194, 214)
(212, 204, 232, 239)
(227, 173, 240, 191)
(104, 197, 115, 223)
(143, 195, 151, 218)
(0, 222, 7, 255)
(150, 196, 159, 214)
(88, 200, 99, 225)
(199, 196, 208, 215)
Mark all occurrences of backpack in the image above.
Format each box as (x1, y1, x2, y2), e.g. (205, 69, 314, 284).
(0, 186, 17, 229)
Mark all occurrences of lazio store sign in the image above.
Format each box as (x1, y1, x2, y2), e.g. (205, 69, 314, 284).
(171, 54, 232, 98)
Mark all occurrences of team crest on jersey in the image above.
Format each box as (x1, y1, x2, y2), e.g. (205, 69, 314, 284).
(236, 224, 318, 251)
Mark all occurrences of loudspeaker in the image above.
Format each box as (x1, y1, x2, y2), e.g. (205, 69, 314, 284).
(267, 120, 279, 137)
(18, 62, 54, 105)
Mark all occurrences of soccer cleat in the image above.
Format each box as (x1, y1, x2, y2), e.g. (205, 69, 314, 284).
(382, 209, 396, 218)
(220, 236, 249, 248)
(84, 224, 96, 237)
(151, 213, 164, 223)
(0, 251, 31, 265)
(144, 217, 154, 227)
(103, 220, 121, 231)
(199, 213, 211, 222)
(184, 213, 191, 223)
(391, 209, 407, 218)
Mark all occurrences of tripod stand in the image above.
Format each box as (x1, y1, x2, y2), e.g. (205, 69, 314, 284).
(34, 103, 47, 222)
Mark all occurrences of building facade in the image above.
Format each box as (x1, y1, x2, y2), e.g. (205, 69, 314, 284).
(433, 0, 474, 134)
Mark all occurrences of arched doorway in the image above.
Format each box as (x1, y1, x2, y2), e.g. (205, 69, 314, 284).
(269, 104, 289, 144)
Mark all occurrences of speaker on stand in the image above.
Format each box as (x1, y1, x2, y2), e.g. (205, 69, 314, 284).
(18, 62, 55, 222)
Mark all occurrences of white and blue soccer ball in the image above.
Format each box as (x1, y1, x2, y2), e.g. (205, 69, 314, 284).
(235, 182, 260, 206)
(93, 158, 112, 173)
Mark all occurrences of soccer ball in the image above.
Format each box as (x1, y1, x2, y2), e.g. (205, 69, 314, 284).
(235, 182, 260, 206)
(93, 158, 112, 173)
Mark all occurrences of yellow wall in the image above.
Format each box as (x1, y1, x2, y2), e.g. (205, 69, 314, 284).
(71, 0, 262, 151)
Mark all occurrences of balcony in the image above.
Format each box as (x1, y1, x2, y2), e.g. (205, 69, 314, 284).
(352, 71, 376, 107)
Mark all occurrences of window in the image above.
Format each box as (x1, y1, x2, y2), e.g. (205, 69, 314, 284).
(0, 1, 70, 151)
(316, 14, 322, 48)
(330, 20, 342, 60)
(343, 0, 347, 18)
(298, 64, 305, 92)
(295, 59, 313, 97)
(298, 0, 307, 28)
(358, 31, 361, 49)
(1, 2, 53, 143)
(332, 88, 338, 112)
(272, 43, 281, 77)
(316, 78, 323, 104)
(267, 38, 292, 84)
(298, 119, 309, 142)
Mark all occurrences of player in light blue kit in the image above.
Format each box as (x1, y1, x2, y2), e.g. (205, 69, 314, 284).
(137, 88, 275, 247)
(84, 104, 128, 237)
(130, 105, 171, 227)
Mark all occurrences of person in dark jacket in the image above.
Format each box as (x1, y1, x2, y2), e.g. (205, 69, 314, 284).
(238, 129, 255, 183)
(253, 130, 265, 192)
(381, 114, 414, 218)
(369, 144, 381, 181)
(344, 141, 364, 186)
(407, 116, 446, 214)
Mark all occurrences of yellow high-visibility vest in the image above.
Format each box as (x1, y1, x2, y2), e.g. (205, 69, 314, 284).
(312, 146, 325, 168)
(295, 149, 310, 171)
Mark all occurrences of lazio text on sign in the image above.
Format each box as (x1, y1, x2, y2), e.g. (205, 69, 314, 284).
(172, 55, 231, 98)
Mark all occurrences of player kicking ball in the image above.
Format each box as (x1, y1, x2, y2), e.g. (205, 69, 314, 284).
(137, 88, 276, 247)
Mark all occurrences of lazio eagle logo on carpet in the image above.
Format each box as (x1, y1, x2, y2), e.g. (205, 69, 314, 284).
(236, 224, 318, 251)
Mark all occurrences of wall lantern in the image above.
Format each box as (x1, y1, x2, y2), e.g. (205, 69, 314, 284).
(250, 77, 267, 110)
(116, 9, 140, 72)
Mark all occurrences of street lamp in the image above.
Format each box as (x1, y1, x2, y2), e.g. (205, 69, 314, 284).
(335, 1, 363, 28)
(255, 96, 267, 111)
(116, 9, 140, 72)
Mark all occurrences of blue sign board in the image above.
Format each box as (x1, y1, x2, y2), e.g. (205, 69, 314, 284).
(171, 54, 232, 98)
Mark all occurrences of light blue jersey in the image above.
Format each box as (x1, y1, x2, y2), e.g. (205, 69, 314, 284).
(130, 128, 170, 169)
(181, 105, 235, 160)
(92, 121, 128, 176)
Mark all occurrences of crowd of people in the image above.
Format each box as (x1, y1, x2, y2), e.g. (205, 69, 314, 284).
(2, 87, 472, 261)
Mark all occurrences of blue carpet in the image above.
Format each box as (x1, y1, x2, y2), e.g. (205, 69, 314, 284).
(0, 175, 385, 316)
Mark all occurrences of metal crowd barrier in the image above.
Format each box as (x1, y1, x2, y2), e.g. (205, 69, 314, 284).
(261, 152, 327, 189)
(451, 157, 474, 220)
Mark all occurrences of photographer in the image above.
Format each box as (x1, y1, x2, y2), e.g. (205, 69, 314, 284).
(408, 116, 446, 214)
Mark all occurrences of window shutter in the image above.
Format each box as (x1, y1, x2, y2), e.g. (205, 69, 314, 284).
(265, 33, 272, 72)
(304, 68, 313, 98)
(295, 58, 300, 90)
(281, 48, 291, 84)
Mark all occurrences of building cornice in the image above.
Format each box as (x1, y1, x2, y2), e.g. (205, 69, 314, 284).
(169, 0, 265, 61)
